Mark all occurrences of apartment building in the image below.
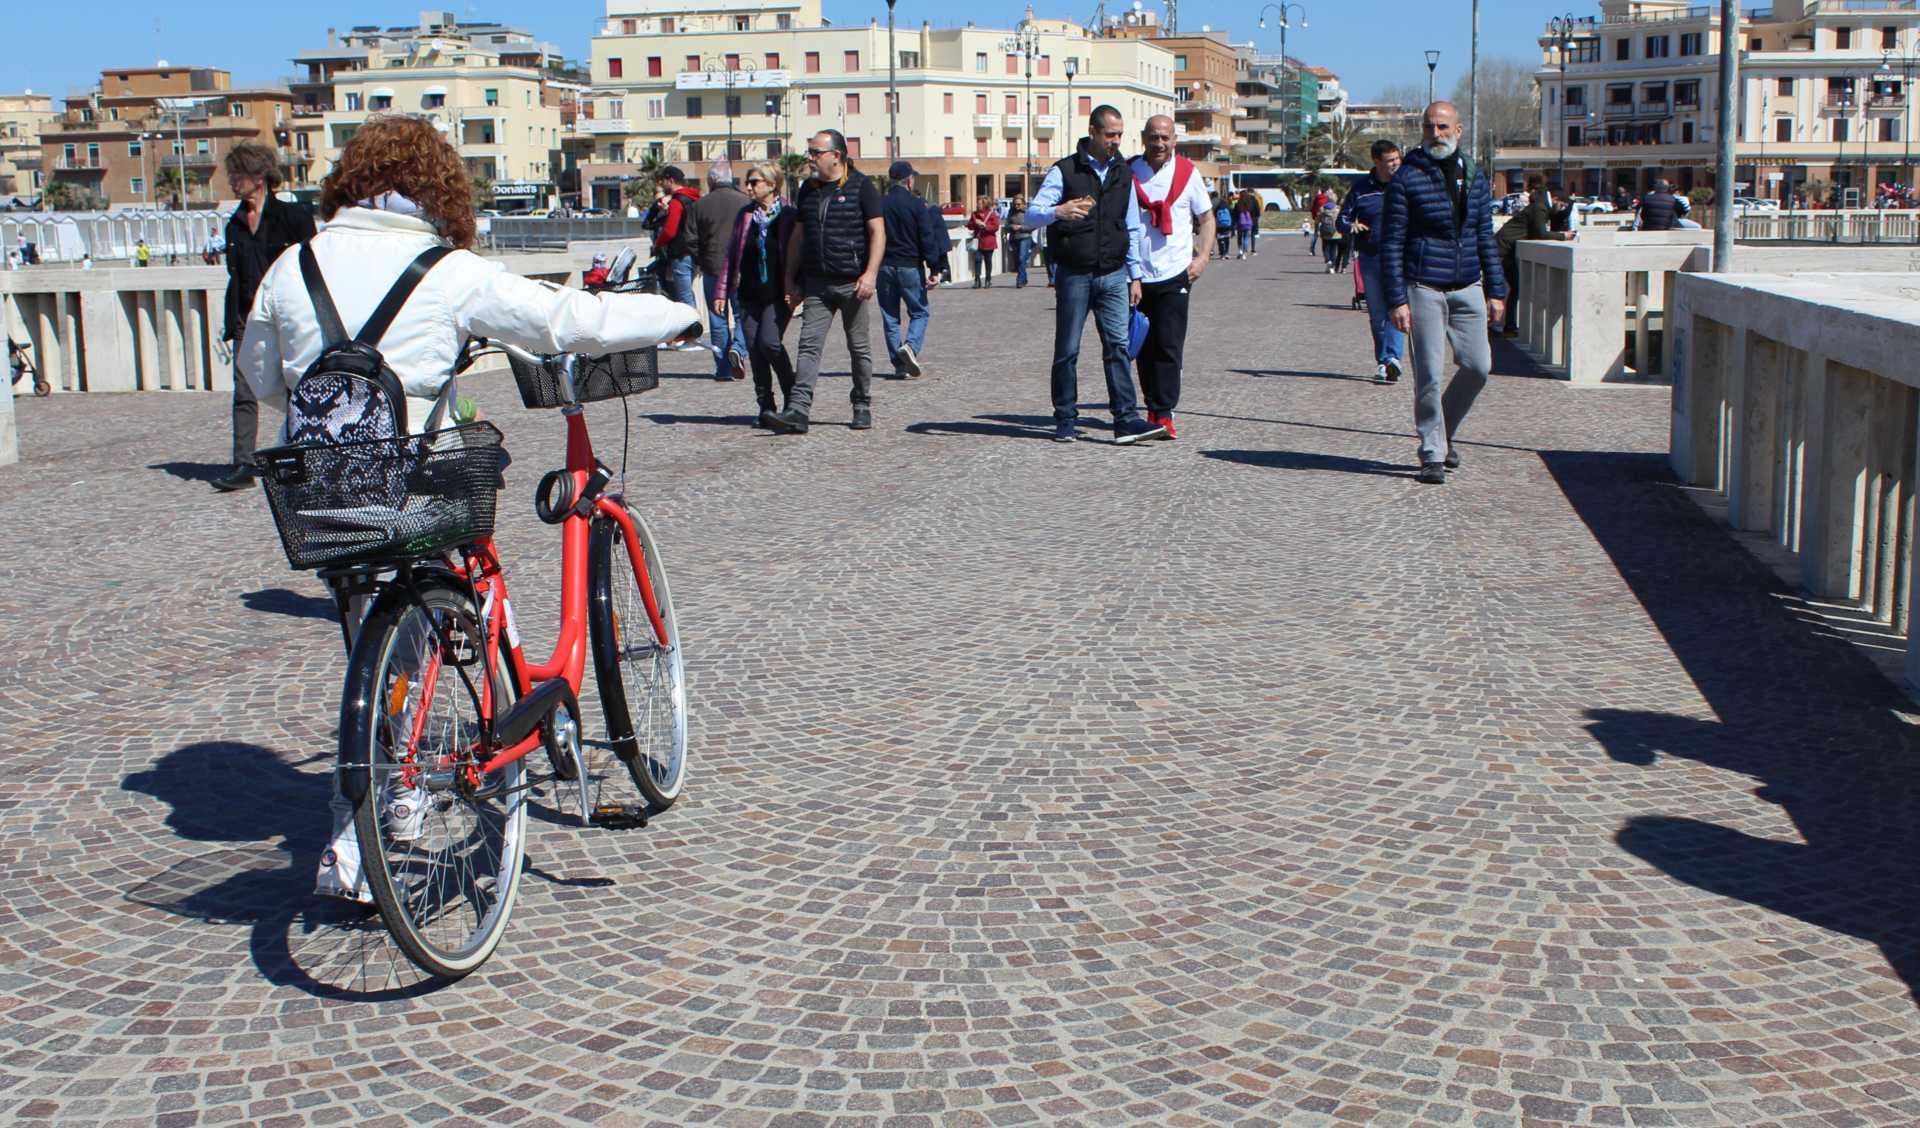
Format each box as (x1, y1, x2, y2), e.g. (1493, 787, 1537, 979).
(1233, 54, 1317, 163)
(1100, 19, 1239, 162)
(581, 0, 1177, 208)
(1502, 0, 1920, 203)
(289, 12, 570, 207)
(0, 93, 56, 200)
(40, 68, 292, 208)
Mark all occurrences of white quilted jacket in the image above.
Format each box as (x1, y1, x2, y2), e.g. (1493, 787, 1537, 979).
(239, 206, 698, 434)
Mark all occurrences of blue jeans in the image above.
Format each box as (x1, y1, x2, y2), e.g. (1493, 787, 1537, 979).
(701, 272, 748, 377)
(662, 254, 697, 311)
(1050, 266, 1140, 426)
(875, 265, 928, 373)
(1009, 236, 1031, 285)
(1355, 253, 1405, 367)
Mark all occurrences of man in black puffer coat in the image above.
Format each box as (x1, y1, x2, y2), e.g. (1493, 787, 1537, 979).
(1380, 101, 1507, 485)
(1637, 180, 1681, 231)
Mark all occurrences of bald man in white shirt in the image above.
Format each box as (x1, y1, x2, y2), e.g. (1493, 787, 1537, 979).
(1127, 114, 1214, 440)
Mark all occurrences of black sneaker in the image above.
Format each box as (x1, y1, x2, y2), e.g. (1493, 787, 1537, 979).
(766, 408, 810, 434)
(850, 406, 872, 430)
(1383, 358, 1402, 383)
(1113, 416, 1168, 445)
(1444, 447, 1461, 470)
(756, 409, 777, 430)
(1416, 462, 1447, 485)
(1053, 421, 1079, 443)
(212, 465, 258, 492)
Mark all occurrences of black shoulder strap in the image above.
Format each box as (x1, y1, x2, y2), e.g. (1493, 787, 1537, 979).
(355, 246, 453, 347)
(298, 245, 347, 346)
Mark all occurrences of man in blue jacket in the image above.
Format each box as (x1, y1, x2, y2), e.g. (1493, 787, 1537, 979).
(1337, 138, 1405, 384)
(877, 160, 946, 379)
(1380, 101, 1507, 485)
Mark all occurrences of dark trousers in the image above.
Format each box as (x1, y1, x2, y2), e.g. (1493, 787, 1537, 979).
(231, 365, 259, 467)
(1135, 275, 1191, 414)
(739, 296, 795, 410)
(1500, 249, 1520, 332)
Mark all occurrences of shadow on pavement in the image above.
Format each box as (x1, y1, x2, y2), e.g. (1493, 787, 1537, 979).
(122, 740, 444, 1000)
(240, 587, 337, 621)
(1202, 448, 1415, 478)
(1230, 367, 1374, 383)
(1543, 449, 1920, 1003)
(644, 412, 761, 427)
(148, 460, 231, 484)
(1178, 409, 1539, 455)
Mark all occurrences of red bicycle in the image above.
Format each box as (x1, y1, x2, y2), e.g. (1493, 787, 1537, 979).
(259, 303, 690, 979)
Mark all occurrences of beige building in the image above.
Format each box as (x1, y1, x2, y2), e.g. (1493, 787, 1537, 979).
(1099, 17, 1238, 163)
(581, 0, 1176, 208)
(40, 68, 293, 209)
(1501, 0, 1920, 203)
(290, 12, 571, 208)
(0, 93, 56, 200)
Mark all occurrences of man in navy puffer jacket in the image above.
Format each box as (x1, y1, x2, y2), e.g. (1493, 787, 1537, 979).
(1380, 101, 1507, 485)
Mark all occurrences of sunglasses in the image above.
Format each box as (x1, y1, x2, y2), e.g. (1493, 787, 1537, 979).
(806, 147, 832, 156)
(745, 177, 766, 185)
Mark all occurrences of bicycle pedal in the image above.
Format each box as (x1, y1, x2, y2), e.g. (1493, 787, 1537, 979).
(589, 802, 649, 830)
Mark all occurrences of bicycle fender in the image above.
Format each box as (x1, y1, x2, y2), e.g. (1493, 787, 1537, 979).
(335, 570, 473, 804)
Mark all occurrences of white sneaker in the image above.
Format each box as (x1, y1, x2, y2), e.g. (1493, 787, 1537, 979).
(1374, 363, 1388, 383)
(897, 344, 923, 378)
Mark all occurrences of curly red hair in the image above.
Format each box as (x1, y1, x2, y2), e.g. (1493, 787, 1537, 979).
(319, 115, 478, 249)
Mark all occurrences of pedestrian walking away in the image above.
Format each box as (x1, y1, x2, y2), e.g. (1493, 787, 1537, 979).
(1380, 100, 1507, 485)
(767, 129, 886, 434)
(714, 162, 801, 427)
(1213, 193, 1233, 259)
(1495, 174, 1576, 335)
(1234, 191, 1259, 258)
(651, 166, 702, 315)
(966, 198, 1000, 288)
(213, 141, 317, 493)
(1004, 192, 1034, 287)
(1337, 138, 1406, 384)
(1129, 115, 1213, 441)
(693, 162, 753, 381)
(877, 160, 946, 380)
(1318, 206, 1342, 273)
(1025, 104, 1163, 445)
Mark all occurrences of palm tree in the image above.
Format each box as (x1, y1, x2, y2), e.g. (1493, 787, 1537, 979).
(622, 150, 674, 208)
(41, 181, 78, 211)
(777, 151, 810, 187)
(155, 166, 198, 209)
(471, 174, 495, 210)
(1309, 117, 1372, 169)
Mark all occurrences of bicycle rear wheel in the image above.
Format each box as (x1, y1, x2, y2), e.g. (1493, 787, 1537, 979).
(345, 579, 527, 979)
(589, 504, 688, 810)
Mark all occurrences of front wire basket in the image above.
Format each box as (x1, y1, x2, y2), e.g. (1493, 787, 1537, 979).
(258, 422, 505, 570)
(508, 347, 660, 408)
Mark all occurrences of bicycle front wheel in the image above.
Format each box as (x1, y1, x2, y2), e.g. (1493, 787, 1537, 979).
(589, 504, 688, 810)
(345, 580, 527, 979)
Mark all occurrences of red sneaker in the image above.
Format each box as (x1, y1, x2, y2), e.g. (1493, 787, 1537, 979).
(1160, 412, 1177, 440)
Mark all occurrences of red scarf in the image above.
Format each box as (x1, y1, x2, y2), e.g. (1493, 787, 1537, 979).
(1134, 156, 1195, 235)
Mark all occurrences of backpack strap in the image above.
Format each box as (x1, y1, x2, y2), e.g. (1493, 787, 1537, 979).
(355, 246, 454, 347)
(298, 245, 348, 346)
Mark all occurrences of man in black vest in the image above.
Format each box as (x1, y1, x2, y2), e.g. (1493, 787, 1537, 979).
(1637, 180, 1681, 231)
(767, 130, 886, 433)
(1025, 106, 1164, 444)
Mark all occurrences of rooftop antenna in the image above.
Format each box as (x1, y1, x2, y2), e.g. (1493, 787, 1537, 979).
(1086, 0, 1107, 33)
(1164, 0, 1177, 33)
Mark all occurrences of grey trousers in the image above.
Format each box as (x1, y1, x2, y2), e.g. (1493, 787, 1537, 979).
(788, 276, 874, 415)
(232, 363, 259, 467)
(1407, 283, 1492, 465)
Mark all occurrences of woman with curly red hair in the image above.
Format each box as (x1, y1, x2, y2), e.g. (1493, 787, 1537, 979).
(239, 115, 698, 436)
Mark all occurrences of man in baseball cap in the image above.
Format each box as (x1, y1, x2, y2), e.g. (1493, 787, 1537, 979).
(877, 160, 948, 380)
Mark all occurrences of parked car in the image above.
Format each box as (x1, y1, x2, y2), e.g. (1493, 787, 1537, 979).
(1731, 197, 1780, 213)
(1569, 197, 1615, 214)
(1497, 192, 1529, 215)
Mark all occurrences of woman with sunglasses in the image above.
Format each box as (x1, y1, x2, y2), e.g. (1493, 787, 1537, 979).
(713, 163, 799, 428)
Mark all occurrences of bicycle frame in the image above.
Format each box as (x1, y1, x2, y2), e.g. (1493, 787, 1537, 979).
(396, 352, 673, 788)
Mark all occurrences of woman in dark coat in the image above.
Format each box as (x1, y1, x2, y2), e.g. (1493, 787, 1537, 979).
(715, 163, 800, 427)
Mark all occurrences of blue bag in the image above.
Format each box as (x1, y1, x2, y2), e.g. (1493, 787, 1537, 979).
(1127, 307, 1150, 360)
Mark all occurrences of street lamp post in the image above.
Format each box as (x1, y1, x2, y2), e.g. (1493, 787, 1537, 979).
(1880, 46, 1920, 190)
(703, 55, 760, 165)
(1548, 15, 1578, 191)
(1001, 19, 1042, 195)
(1257, 4, 1307, 162)
(1066, 55, 1078, 128)
(886, 0, 899, 162)
(1425, 50, 1440, 107)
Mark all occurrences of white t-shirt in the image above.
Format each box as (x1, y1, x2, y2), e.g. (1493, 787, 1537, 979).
(1128, 156, 1213, 284)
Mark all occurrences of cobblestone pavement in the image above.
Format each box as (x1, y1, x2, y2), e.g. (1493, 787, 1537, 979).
(5, 243, 1920, 1128)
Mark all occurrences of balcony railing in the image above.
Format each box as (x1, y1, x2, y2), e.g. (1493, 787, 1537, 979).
(53, 156, 106, 170)
(1177, 97, 1226, 112)
(1869, 94, 1906, 109)
(972, 114, 997, 131)
(1824, 95, 1860, 110)
(1034, 114, 1058, 133)
(1004, 114, 1026, 132)
(159, 152, 217, 168)
(1605, 102, 1636, 116)
(1640, 100, 1670, 113)
(581, 118, 630, 134)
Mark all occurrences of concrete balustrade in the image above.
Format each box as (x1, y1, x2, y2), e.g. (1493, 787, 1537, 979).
(1670, 271, 1920, 688)
(1, 248, 598, 467)
(1735, 208, 1920, 243)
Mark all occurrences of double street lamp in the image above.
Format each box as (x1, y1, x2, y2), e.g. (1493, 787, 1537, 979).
(1548, 14, 1580, 191)
(1256, 3, 1308, 161)
(700, 55, 762, 165)
(1001, 20, 1043, 196)
(1879, 45, 1920, 189)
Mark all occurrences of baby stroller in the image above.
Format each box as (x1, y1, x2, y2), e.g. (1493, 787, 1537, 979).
(9, 338, 49, 396)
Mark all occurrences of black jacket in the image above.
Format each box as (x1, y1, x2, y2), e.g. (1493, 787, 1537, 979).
(1048, 144, 1134, 275)
(1638, 191, 1680, 231)
(795, 168, 881, 282)
(223, 195, 316, 341)
(881, 185, 944, 274)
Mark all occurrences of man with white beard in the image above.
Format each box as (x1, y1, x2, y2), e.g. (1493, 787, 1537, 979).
(1379, 101, 1507, 485)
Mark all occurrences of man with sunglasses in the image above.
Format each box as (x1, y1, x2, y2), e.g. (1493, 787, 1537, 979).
(1023, 105, 1162, 444)
(767, 129, 886, 433)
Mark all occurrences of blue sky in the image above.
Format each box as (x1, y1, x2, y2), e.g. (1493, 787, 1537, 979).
(8, 0, 1552, 104)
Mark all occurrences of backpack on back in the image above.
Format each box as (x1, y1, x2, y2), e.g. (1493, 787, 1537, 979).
(286, 244, 453, 446)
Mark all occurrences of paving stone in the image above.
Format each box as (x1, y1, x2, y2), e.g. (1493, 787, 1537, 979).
(1, 248, 1917, 1125)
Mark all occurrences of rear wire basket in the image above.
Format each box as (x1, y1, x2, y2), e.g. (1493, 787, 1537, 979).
(508, 347, 660, 408)
(258, 422, 506, 570)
